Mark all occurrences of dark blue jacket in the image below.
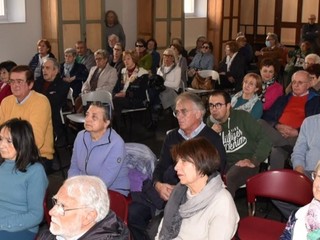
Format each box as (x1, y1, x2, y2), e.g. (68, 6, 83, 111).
(262, 91, 320, 126)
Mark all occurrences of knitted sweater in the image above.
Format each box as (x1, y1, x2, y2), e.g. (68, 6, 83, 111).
(0, 91, 54, 159)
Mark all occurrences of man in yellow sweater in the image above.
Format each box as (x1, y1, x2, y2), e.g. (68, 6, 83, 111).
(0, 65, 54, 170)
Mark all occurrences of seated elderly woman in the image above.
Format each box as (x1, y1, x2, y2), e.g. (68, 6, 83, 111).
(68, 101, 130, 196)
(155, 137, 239, 240)
(0, 118, 48, 240)
(281, 161, 320, 239)
(231, 72, 263, 119)
(0, 60, 17, 103)
(157, 48, 182, 110)
(113, 50, 149, 128)
(60, 47, 88, 98)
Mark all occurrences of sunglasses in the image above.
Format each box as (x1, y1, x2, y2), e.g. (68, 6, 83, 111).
(202, 46, 209, 49)
(136, 44, 144, 48)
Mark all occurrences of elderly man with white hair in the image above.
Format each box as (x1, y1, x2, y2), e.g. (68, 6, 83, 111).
(38, 175, 129, 240)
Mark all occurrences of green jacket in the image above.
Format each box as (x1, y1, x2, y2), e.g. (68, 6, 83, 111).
(207, 109, 271, 168)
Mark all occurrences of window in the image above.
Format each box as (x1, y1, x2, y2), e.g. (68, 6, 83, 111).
(184, 0, 207, 18)
(0, 0, 26, 23)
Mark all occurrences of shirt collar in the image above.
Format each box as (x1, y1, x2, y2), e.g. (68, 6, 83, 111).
(178, 122, 205, 140)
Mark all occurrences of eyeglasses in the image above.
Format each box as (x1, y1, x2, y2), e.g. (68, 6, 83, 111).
(202, 46, 209, 49)
(312, 171, 319, 181)
(209, 102, 226, 109)
(135, 44, 144, 48)
(173, 109, 194, 118)
(8, 79, 27, 85)
(95, 57, 104, 61)
(52, 197, 88, 216)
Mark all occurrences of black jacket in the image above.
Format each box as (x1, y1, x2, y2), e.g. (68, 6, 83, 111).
(38, 210, 130, 240)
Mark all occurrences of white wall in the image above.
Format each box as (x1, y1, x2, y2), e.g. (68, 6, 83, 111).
(105, 0, 137, 50)
(0, 0, 41, 64)
(184, 18, 207, 50)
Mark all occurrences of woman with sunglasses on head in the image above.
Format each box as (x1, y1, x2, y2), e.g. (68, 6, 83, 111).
(0, 118, 48, 240)
(68, 101, 130, 196)
(188, 41, 214, 78)
(135, 38, 152, 72)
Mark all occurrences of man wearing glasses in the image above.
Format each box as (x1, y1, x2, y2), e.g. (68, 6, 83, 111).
(128, 92, 226, 240)
(262, 70, 320, 170)
(0, 65, 54, 172)
(38, 175, 129, 239)
(207, 90, 271, 198)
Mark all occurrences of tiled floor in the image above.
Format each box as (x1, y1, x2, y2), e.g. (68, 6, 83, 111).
(44, 109, 286, 233)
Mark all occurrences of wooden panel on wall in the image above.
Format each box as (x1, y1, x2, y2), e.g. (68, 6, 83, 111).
(302, 0, 319, 22)
(240, 0, 254, 25)
(61, 0, 80, 21)
(232, 19, 238, 38)
(171, 0, 182, 18)
(155, 0, 167, 18)
(233, 0, 239, 17)
(281, 28, 296, 45)
(41, 0, 58, 39)
(86, 23, 102, 51)
(282, 0, 298, 22)
(171, 21, 182, 40)
(62, 24, 81, 49)
(223, 19, 230, 41)
(137, 0, 152, 40)
(85, 0, 101, 21)
(155, 22, 167, 48)
(224, 0, 230, 17)
(257, 0, 275, 25)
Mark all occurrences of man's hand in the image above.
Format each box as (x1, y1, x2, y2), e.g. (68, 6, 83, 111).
(154, 182, 175, 201)
(235, 159, 255, 168)
(294, 165, 305, 174)
(276, 124, 298, 138)
(211, 123, 222, 133)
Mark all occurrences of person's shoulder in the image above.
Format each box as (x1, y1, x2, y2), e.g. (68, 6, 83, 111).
(28, 162, 46, 173)
(1, 94, 15, 104)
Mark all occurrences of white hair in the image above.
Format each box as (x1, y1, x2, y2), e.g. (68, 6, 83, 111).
(64, 175, 110, 222)
(305, 53, 320, 64)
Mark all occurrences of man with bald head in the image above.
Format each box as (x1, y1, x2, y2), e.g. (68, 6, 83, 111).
(261, 70, 320, 169)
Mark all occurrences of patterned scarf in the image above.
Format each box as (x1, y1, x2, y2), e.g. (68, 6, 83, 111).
(231, 91, 259, 113)
(306, 198, 320, 239)
(260, 78, 275, 103)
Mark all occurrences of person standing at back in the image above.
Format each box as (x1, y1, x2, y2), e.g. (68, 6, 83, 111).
(105, 10, 126, 51)
(301, 14, 320, 54)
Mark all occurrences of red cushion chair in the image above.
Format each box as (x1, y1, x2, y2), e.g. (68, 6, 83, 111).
(108, 190, 132, 224)
(237, 169, 313, 240)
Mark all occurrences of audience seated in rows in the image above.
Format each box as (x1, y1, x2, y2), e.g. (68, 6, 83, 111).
(259, 58, 284, 111)
(34, 58, 69, 147)
(0, 60, 16, 104)
(60, 48, 88, 99)
(286, 53, 320, 94)
(157, 48, 182, 110)
(0, 65, 54, 171)
(0, 118, 48, 240)
(218, 40, 246, 92)
(147, 38, 160, 75)
(170, 43, 188, 87)
(187, 35, 207, 64)
(236, 33, 254, 69)
(207, 90, 271, 198)
(75, 40, 96, 71)
(135, 38, 152, 72)
(110, 42, 125, 94)
(38, 175, 129, 239)
(128, 92, 227, 240)
(188, 41, 214, 77)
(113, 50, 149, 129)
(29, 39, 56, 80)
(105, 10, 126, 51)
(261, 70, 320, 170)
(231, 72, 263, 119)
(155, 137, 239, 240)
(68, 102, 130, 196)
(171, 37, 188, 59)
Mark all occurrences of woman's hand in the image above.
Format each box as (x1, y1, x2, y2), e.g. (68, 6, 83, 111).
(114, 92, 126, 98)
(155, 182, 175, 201)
